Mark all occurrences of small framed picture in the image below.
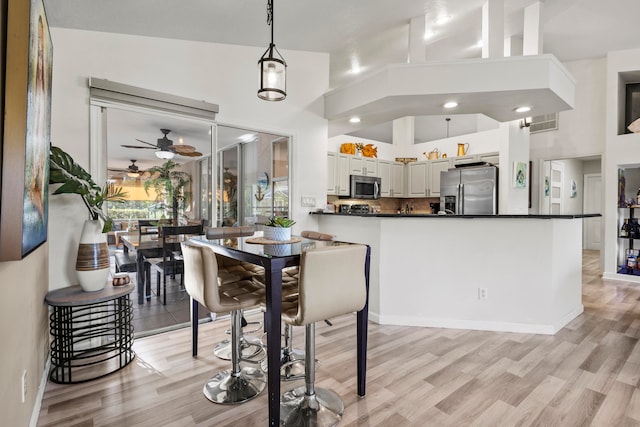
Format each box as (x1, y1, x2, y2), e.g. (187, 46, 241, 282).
(513, 161, 527, 188)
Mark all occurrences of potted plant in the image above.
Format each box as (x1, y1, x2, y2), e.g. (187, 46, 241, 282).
(49, 145, 127, 291)
(143, 160, 191, 225)
(263, 216, 296, 241)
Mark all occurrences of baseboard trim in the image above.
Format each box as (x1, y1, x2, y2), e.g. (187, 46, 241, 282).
(376, 306, 583, 335)
(603, 272, 640, 284)
(30, 356, 50, 427)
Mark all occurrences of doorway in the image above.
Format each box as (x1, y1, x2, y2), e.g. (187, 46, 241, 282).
(584, 173, 602, 250)
(89, 79, 218, 335)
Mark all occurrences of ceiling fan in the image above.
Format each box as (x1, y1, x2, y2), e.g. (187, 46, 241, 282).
(108, 159, 145, 178)
(121, 128, 203, 159)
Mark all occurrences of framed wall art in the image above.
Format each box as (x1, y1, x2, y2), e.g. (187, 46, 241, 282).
(513, 161, 527, 189)
(0, 0, 52, 260)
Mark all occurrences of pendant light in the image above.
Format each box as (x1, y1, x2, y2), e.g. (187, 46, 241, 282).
(258, 0, 287, 101)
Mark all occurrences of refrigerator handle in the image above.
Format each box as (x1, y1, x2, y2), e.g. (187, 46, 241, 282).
(459, 183, 464, 215)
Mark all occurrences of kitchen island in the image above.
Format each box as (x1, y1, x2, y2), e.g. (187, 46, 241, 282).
(314, 212, 597, 335)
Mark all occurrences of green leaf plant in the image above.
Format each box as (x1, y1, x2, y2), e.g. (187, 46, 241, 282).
(49, 144, 127, 233)
(265, 216, 296, 228)
(143, 159, 191, 224)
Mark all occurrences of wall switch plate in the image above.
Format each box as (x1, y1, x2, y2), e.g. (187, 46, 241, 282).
(478, 288, 488, 300)
(301, 196, 316, 207)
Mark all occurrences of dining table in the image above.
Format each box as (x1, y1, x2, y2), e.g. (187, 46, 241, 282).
(190, 234, 371, 427)
(120, 233, 188, 305)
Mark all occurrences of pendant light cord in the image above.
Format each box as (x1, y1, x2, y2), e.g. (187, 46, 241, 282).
(267, 0, 274, 45)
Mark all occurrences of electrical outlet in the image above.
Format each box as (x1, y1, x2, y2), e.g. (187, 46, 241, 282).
(21, 370, 27, 403)
(478, 288, 488, 300)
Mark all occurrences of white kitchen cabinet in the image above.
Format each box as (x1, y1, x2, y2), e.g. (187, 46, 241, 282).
(376, 160, 405, 198)
(327, 152, 337, 195)
(349, 156, 378, 176)
(327, 152, 350, 196)
(408, 161, 428, 197)
(428, 158, 451, 197)
(391, 162, 405, 197)
(451, 154, 478, 166)
(377, 160, 392, 197)
(478, 151, 499, 166)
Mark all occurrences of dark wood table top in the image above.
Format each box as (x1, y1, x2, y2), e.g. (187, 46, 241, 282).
(45, 284, 134, 307)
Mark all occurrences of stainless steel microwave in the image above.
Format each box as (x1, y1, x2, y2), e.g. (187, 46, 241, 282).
(349, 175, 381, 199)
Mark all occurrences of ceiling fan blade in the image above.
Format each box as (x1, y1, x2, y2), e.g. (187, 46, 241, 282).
(121, 144, 155, 150)
(172, 144, 197, 153)
(179, 151, 203, 157)
(135, 139, 160, 148)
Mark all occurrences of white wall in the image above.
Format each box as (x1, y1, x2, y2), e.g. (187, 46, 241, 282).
(529, 58, 606, 213)
(48, 28, 329, 288)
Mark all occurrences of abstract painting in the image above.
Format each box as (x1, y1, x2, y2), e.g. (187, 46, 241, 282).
(513, 161, 527, 189)
(0, 0, 52, 260)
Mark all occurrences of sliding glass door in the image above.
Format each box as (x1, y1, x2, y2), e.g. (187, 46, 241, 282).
(215, 125, 290, 227)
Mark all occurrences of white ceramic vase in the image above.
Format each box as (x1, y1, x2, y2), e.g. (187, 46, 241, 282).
(263, 226, 291, 241)
(76, 219, 110, 292)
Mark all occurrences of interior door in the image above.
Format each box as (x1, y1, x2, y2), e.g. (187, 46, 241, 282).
(583, 173, 602, 250)
(550, 161, 564, 215)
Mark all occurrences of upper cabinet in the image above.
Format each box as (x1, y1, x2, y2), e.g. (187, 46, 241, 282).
(478, 152, 500, 166)
(327, 152, 350, 196)
(428, 158, 451, 198)
(349, 156, 377, 176)
(408, 159, 449, 197)
(378, 160, 405, 197)
(327, 151, 499, 199)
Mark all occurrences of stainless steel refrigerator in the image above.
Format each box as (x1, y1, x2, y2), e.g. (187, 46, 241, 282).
(439, 165, 498, 215)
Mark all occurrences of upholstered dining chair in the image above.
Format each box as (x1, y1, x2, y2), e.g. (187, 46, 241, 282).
(279, 244, 367, 426)
(181, 240, 267, 404)
(144, 224, 204, 305)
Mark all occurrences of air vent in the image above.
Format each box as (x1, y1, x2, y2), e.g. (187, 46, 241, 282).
(529, 113, 559, 134)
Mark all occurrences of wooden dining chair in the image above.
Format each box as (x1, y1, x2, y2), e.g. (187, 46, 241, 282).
(144, 224, 204, 305)
(137, 219, 170, 238)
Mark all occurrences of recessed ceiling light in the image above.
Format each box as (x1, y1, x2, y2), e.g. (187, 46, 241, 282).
(349, 117, 361, 124)
(434, 15, 451, 25)
(443, 101, 458, 109)
(515, 106, 531, 113)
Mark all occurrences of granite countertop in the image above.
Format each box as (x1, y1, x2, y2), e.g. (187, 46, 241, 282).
(311, 212, 601, 219)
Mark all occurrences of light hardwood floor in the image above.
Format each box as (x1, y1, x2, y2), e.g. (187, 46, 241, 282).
(37, 251, 640, 426)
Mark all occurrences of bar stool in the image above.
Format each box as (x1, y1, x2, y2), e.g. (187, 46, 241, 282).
(280, 244, 367, 426)
(278, 230, 335, 381)
(181, 241, 266, 404)
(203, 226, 266, 361)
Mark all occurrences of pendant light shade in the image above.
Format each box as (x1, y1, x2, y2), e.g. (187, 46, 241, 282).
(258, 0, 287, 101)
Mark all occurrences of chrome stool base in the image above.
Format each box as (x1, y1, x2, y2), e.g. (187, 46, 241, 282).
(203, 367, 266, 404)
(280, 348, 306, 381)
(280, 386, 344, 427)
(214, 337, 262, 361)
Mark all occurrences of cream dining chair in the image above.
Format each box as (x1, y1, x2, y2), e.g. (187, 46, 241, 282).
(181, 240, 266, 404)
(279, 244, 367, 426)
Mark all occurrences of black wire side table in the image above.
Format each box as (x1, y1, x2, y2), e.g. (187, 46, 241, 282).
(45, 284, 135, 384)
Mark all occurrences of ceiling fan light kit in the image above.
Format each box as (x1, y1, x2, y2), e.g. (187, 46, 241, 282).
(155, 150, 175, 160)
(258, 0, 287, 101)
